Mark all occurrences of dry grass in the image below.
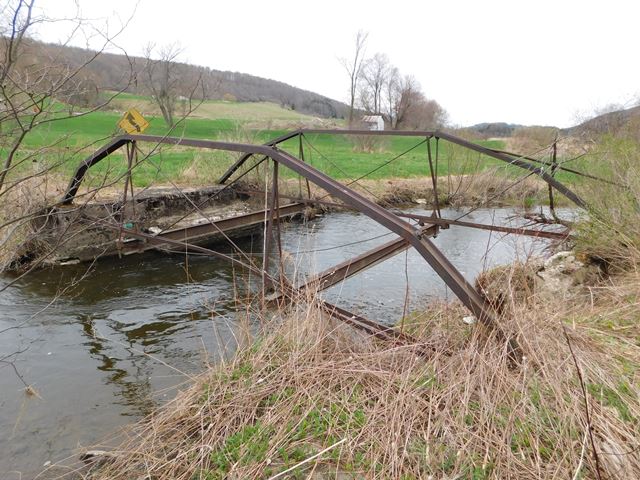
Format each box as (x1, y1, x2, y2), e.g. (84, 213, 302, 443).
(26, 133, 640, 479)
(55, 259, 640, 480)
(0, 175, 66, 270)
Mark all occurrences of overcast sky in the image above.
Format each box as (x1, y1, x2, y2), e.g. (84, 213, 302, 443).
(34, 0, 640, 127)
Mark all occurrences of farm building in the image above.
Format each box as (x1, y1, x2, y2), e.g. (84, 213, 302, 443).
(361, 115, 384, 131)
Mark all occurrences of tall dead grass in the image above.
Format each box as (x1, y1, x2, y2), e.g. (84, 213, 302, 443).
(66, 261, 640, 480)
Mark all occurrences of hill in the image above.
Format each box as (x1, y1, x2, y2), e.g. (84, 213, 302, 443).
(18, 38, 348, 119)
(467, 122, 525, 138)
(564, 104, 640, 137)
(467, 104, 640, 140)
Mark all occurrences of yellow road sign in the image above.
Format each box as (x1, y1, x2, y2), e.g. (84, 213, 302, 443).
(118, 108, 149, 134)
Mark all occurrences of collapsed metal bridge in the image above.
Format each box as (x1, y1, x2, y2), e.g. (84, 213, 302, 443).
(57, 129, 590, 352)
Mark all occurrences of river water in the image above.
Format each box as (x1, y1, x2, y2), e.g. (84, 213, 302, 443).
(0, 207, 566, 477)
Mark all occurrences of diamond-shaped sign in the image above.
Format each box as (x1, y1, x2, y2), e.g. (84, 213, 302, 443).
(118, 108, 149, 134)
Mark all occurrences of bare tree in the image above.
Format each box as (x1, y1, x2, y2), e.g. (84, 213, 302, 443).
(0, 0, 135, 193)
(0, 0, 36, 190)
(359, 53, 390, 115)
(383, 66, 400, 128)
(390, 75, 420, 129)
(142, 42, 183, 128)
(401, 96, 448, 130)
(339, 30, 368, 126)
(0, 0, 138, 400)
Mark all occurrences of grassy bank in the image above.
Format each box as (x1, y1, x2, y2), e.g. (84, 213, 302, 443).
(79, 265, 640, 479)
(4, 93, 611, 202)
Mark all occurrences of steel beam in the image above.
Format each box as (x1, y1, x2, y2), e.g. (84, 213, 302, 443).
(299, 224, 439, 293)
(62, 137, 130, 204)
(96, 218, 433, 354)
(395, 212, 570, 240)
(264, 129, 587, 209)
(238, 192, 569, 241)
(117, 203, 305, 255)
(218, 130, 302, 184)
(317, 300, 436, 357)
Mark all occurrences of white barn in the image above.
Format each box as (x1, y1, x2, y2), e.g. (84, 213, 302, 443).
(361, 115, 385, 131)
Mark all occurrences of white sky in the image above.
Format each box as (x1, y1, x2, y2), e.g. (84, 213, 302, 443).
(34, 0, 640, 127)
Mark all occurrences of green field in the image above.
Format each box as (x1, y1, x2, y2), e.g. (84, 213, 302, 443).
(7, 95, 596, 191)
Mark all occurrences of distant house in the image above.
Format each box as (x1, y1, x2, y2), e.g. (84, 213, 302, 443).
(361, 115, 384, 131)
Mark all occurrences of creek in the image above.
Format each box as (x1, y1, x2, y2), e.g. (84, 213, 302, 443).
(0, 206, 569, 476)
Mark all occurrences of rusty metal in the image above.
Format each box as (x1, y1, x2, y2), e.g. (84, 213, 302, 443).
(218, 130, 302, 184)
(63, 135, 277, 206)
(235, 189, 348, 210)
(548, 140, 559, 222)
(63, 136, 131, 204)
(395, 212, 570, 240)
(117, 203, 305, 256)
(298, 133, 312, 199)
(64, 130, 587, 210)
(47, 124, 616, 367)
(233, 190, 568, 241)
(59, 130, 594, 356)
(225, 129, 587, 209)
(93, 217, 435, 355)
(61, 134, 498, 328)
(117, 141, 135, 253)
(489, 147, 626, 188)
(155, 155, 269, 237)
(316, 300, 437, 357)
(297, 224, 439, 293)
(262, 160, 280, 287)
(426, 137, 441, 218)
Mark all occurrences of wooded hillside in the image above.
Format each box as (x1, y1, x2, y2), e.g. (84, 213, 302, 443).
(18, 39, 348, 118)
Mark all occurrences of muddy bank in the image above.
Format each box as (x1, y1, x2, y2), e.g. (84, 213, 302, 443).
(4, 172, 561, 272)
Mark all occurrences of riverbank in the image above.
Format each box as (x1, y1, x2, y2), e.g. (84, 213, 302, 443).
(61, 250, 640, 479)
(73, 143, 640, 479)
(0, 170, 566, 273)
(271, 172, 568, 210)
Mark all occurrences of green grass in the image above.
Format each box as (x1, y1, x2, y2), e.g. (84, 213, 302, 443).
(13, 93, 611, 191)
(102, 90, 320, 122)
(5, 91, 616, 194)
(10, 105, 517, 189)
(276, 133, 509, 179)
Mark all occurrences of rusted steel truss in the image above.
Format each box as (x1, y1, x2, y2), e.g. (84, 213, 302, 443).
(232, 189, 570, 241)
(60, 130, 583, 350)
(218, 128, 587, 209)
